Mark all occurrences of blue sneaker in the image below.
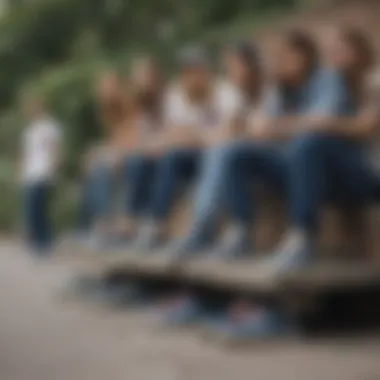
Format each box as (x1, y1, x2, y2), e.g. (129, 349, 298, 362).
(207, 226, 253, 261)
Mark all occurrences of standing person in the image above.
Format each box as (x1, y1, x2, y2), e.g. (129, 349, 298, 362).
(132, 45, 249, 251)
(20, 94, 62, 256)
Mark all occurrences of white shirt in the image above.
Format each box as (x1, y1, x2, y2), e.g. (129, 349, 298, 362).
(164, 81, 246, 131)
(21, 116, 62, 184)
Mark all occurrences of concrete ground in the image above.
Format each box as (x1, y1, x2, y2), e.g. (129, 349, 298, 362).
(1, 241, 380, 380)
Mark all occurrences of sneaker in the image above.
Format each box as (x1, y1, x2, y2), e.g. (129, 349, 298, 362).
(208, 225, 253, 261)
(163, 233, 214, 263)
(133, 221, 167, 253)
(259, 229, 314, 277)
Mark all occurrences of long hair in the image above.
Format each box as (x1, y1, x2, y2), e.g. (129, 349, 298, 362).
(228, 40, 263, 102)
(341, 27, 375, 73)
(95, 71, 132, 136)
(277, 29, 319, 101)
(130, 56, 164, 124)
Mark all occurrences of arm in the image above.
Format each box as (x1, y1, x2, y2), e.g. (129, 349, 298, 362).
(205, 83, 247, 146)
(314, 105, 379, 140)
(248, 70, 350, 141)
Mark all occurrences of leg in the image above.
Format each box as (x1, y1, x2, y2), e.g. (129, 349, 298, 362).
(35, 183, 53, 254)
(223, 141, 287, 226)
(172, 141, 287, 259)
(24, 182, 52, 255)
(218, 141, 287, 258)
(135, 148, 201, 250)
(76, 176, 96, 233)
(123, 155, 156, 218)
(267, 133, 377, 273)
(91, 164, 115, 222)
(112, 155, 156, 241)
(150, 148, 200, 221)
(289, 133, 376, 233)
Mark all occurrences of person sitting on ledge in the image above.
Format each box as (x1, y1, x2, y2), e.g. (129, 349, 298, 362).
(164, 39, 266, 259)
(203, 28, 379, 343)
(131, 45, 250, 251)
(110, 56, 167, 245)
(260, 26, 379, 275)
(76, 71, 139, 248)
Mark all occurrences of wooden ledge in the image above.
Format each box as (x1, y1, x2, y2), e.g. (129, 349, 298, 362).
(55, 246, 380, 294)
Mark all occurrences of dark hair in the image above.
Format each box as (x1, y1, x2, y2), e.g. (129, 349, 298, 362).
(228, 39, 263, 100)
(131, 55, 164, 123)
(284, 29, 319, 74)
(341, 27, 375, 71)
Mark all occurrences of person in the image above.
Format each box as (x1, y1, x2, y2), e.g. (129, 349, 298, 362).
(207, 27, 379, 342)
(150, 41, 265, 327)
(131, 45, 251, 251)
(76, 70, 138, 246)
(20, 94, 62, 256)
(166, 40, 264, 259)
(260, 26, 379, 274)
(114, 56, 166, 242)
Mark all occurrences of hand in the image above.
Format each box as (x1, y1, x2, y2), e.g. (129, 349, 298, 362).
(249, 116, 273, 141)
(143, 139, 167, 157)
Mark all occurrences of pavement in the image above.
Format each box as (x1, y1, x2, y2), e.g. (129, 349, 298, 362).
(1, 241, 380, 380)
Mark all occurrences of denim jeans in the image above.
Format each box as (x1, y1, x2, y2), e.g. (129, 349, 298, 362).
(222, 134, 379, 232)
(122, 155, 156, 217)
(76, 164, 114, 232)
(23, 181, 53, 254)
(187, 140, 287, 234)
(287, 133, 379, 231)
(188, 133, 380, 237)
(148, 148, 201, 220)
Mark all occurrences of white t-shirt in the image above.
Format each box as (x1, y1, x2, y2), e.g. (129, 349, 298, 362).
(21, 116, 62, 184)
(163, 81, 246, 131)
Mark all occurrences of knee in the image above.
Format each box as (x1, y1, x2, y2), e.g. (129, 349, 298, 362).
(221, 141, 260, 170)
(288, 133, 330, 163)
(159, 149, 185, 170)
(124, 155, 150, 173)
(219, 141, 247, 166)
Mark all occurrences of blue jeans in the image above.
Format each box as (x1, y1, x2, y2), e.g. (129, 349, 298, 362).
(23, 181, 53, 254)
(76, 164, 114, 232)
(190, 133, 380, 236)
(122, 155, 156, 217)
(288, 133, 378, 231)
(224, 134, 379, 232)
(188, 141, 287, 233)
(148, 149, 201, 220)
